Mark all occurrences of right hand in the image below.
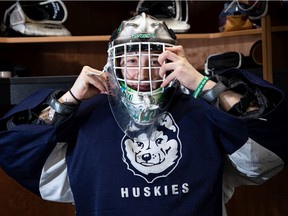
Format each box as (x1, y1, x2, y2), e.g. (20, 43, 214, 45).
(60, 66, 108, 104)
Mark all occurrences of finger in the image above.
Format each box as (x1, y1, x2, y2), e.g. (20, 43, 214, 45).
(87, 74, 107, 93)
(165, 45, 185, 57)
(83, 66, 108, 93)
(158, 62, 175, 78)
(161, 71, 177, 88)
(158, 50, 180, 66)
(82, 65, 105, 76)
(86, 70, 105, 77)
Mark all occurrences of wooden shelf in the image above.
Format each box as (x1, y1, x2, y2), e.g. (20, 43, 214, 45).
(1, 25, 286, 44)
(0, 35, 111, 43)
(271, 25, 288, 32)
(0, 29, 264, 44)
(177, 28, 262, 39)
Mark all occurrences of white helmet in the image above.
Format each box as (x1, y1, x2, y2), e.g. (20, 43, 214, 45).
(106, 13, 178, 137)
(136, 0, 191, 33)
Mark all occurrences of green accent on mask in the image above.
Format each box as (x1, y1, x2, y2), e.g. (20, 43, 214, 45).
(131, 33, 156, 39)
(119, 82, 165, 107)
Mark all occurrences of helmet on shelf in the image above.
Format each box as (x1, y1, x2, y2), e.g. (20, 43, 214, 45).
(136, 0, 190, 33)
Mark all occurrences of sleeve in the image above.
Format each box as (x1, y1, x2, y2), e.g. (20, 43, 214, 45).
(39, 142, 74, 203)
(0, 89, 77, 196)
(223, 138, 284, 203)
(211, 68, 288, 163)
(215, 69, 288, 203)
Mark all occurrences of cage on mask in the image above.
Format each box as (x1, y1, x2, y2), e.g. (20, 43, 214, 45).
(111, 42, 174, 95)
(108, 41, 174, 126)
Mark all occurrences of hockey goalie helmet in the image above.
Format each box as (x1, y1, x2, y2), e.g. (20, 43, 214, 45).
(106, 12, 177, 136)
(136, 0, 190, 33)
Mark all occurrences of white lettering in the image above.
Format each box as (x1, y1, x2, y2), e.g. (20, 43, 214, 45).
(171, 184, 179, 194)
(182, 183, 189, 193)
(132, 187, 140, 197)
(154, 186, 161, 196)
(144, 187, 151, 197)
(121, 187, 129, 198)
(164, 185, 168, 195)
(120, 183, 189, 198)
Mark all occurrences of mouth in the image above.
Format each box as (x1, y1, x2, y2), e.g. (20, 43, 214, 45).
(129, 84, 151, 92)
(139, 162, 156, 167)
(138, 157, 165, 166)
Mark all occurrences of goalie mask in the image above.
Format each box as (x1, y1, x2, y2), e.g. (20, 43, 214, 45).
(136, 0, 190, 33)
(106, 12, 178, 138)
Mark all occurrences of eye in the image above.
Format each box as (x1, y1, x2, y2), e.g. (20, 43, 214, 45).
(150, 58, 160, 67)
(126, 57, 139, 67)
(136, 141, 144, 148)
(155, 138, 163, 145)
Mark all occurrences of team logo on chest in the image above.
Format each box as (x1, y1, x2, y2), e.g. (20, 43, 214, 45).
(121, 112, 182, 183)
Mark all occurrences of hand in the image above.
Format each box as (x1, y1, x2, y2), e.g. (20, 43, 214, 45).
(60, 66, 108, 104)
(157, 46, 258, 112)
(158, 45, 215, 91)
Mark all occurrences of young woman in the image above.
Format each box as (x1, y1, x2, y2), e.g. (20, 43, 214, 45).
(0, 13, 287, 216)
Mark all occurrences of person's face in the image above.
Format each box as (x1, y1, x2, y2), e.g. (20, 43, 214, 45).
(120, 52, 162, 92)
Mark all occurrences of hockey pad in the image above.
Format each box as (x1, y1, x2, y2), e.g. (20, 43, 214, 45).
(11, 22, 71, 36)
(5, 0, 68, 25)
(205, 52, 244, 76)
(2, 0, 70, 36)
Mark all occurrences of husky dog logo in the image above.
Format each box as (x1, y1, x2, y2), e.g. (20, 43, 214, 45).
(121, 112, 182, 183)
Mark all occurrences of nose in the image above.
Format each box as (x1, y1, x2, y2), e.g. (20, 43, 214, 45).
(139, 64, 149, 81)
(135, 56, 150, 80)
(142, 153, 152, 162)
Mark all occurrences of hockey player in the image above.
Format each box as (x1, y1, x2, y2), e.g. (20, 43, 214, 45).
(0, 13, 287, 216)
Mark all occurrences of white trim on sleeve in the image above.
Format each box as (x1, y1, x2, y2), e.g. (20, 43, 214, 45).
(39, 142, 74, 203)
(222, 137, 284, 204)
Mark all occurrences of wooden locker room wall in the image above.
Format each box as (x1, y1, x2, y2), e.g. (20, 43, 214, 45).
(0, 1, 287, 215)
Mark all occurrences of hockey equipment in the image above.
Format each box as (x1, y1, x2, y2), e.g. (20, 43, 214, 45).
(1, 0, 70, 36)
(136, 0, 190, 33)
(235, 0, 268, 20)
(218, 1, 254, 32)
(205, 52, 244, 76)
